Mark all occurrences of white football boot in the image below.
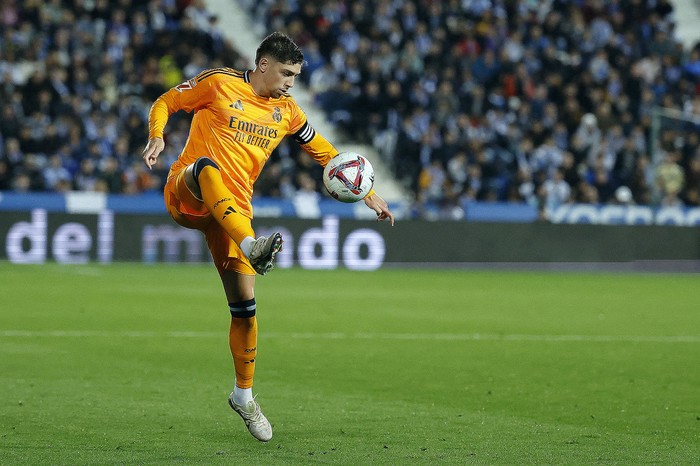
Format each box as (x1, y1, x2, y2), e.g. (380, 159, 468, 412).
(248, 233, 283, 275)
(228, 393, 273, 442)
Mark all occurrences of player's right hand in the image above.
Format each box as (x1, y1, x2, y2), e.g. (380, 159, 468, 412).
(364, 192, 395, 226)
(142, 137, 165, 170)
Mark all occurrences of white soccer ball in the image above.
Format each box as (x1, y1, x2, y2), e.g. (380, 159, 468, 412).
(323, 152, 374, 203)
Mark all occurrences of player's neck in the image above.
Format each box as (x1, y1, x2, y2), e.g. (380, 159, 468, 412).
(248, 69, 271, 99)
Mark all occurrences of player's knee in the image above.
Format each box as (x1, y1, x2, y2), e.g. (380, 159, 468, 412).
(193, 156, 219, 185)
(229, 298, 256, 318)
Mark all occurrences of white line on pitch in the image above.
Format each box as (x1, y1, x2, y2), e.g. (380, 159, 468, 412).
(0, 330, 699, 343)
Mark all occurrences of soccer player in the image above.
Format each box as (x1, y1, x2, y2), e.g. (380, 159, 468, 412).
(142, 32, 394, 442)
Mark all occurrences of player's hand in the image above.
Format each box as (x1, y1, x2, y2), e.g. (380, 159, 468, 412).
(364, 192, 395, 226)
(142, 137, 165, 170)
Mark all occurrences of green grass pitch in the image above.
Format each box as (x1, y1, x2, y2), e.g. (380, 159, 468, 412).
(1, 262, 698, 464)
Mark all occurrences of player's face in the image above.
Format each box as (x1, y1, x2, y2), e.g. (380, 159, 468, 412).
(260, 58, 301, 98)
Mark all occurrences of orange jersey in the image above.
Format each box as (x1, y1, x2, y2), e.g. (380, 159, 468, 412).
(148, 68, 338, 218)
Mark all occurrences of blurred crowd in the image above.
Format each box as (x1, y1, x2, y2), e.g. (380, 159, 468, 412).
(2, 0, 700, 220)
(248, 0, 700, 218)
(0, 0, 245, 195)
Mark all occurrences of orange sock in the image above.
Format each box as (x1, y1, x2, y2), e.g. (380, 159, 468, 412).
(197, 165, 254, 245)
(229, 299, 258, 389)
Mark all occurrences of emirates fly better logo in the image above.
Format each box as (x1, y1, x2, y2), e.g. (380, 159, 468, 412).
(327, 155, 366, 195)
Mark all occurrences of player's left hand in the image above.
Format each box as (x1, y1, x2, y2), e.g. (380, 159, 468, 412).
(364, 193, 395, 226)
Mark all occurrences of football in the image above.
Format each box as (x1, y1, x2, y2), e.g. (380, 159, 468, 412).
(322, 152, 375, 203)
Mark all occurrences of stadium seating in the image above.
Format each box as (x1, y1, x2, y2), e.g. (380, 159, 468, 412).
(247, 0, 700, 217)
(1, 0, 698, 220)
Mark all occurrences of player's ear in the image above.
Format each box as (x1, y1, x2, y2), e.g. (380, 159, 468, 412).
(258, 57, 269, 72)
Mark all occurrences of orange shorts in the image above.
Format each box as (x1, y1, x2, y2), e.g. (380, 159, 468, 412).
(164, 167, 255, 275)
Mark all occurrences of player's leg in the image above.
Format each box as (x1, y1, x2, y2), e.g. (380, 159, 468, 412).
(167, 166, 271, 441)
(185, 157, 282, 274)
(222, 270, 258, 404)
(207, 225, 272, 442)
(221, 270, 273, 442)
(185, 158, 253, 247)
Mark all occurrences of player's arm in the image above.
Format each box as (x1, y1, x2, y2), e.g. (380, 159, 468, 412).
(290, 118, 335, 164)
(143, 73, 216, 169)
(142, 92, 172, 169)
(143, 87, 188, 169)
(292, 119, 395, 225)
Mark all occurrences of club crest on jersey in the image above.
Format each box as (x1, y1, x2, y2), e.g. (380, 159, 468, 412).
(174, 78, 197, 92)
(272, 107, 282, 123)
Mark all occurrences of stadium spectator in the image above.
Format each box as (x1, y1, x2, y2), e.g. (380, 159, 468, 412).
(43, 154, 72, 191)
(655, 151, 685, 206)
(541, 167, 572, 213)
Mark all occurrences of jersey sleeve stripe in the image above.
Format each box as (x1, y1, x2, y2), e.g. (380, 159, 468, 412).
(196, 69, 244, 83)
(293, 122, 316, 144)
(196, 67, 236, 79)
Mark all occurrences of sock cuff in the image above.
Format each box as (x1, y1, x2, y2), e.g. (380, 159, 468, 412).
(229, 298, 256, 318)
(193, 157, 219, 186)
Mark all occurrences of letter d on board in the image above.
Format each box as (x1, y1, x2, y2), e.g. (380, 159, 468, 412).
(6, 209, 48, 264)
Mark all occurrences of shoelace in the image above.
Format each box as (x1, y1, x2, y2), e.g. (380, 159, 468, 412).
(242, 398, 267, 424)
(248, 405, 265, 423)
(250, 241, 265, 259)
